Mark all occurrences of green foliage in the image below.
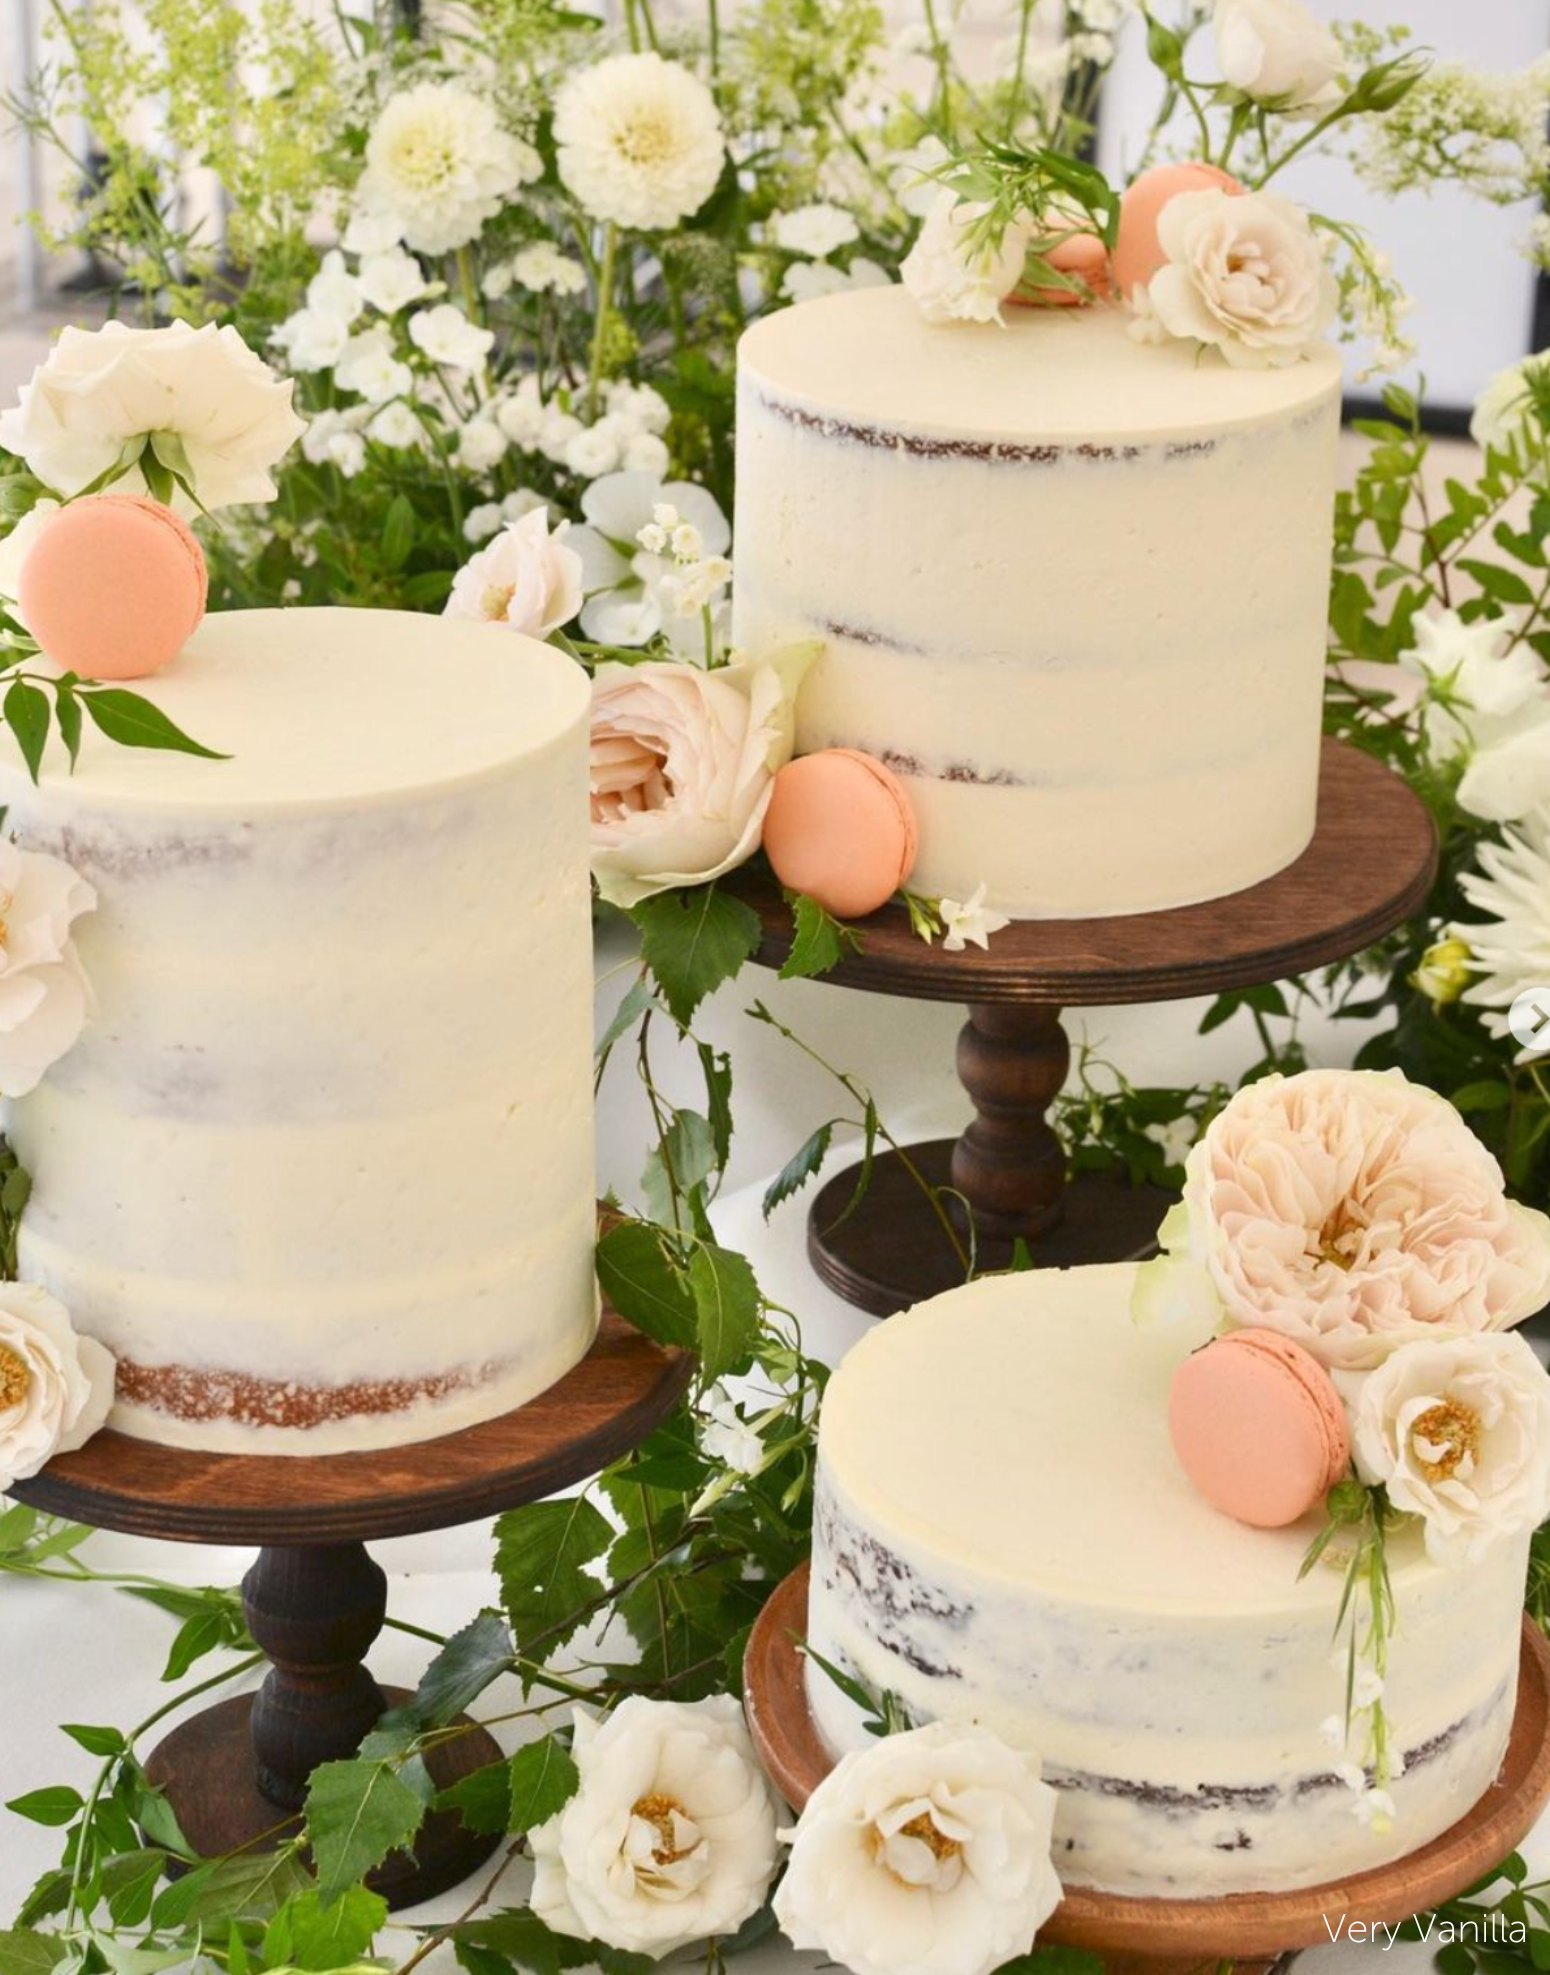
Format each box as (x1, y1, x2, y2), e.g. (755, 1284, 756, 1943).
(303, 1759, 426, 1903)
(631, 887, 763, 1028)
(780, 892, 863, 981)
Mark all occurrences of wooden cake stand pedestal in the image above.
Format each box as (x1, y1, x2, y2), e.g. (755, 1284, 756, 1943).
(746, 1565, 1550, 1975)
(11, 1312, 692, 1910)
(727, 740, 1436, 1316)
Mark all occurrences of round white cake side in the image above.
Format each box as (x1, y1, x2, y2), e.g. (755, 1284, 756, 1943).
(805, 1265, 1524, 1897)
(0, 609, 599, 1454)
(732, 289, 1343, 919)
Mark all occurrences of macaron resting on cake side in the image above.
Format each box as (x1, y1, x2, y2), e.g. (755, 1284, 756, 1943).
(732, 287, 1342, 918)
(0, 607, 599, 1453)
(804, 1265, 1526, 1897)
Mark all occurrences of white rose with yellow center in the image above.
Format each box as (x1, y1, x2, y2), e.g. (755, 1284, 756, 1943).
(774, 1720, 1062, 1975)
(529, 1696, 780, 1957)
(1351, 1331, 1550, 1565)
(0, 1283, 114, 1489)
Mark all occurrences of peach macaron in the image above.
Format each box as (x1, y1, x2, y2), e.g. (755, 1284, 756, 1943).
(763, 749, 919, 920)
(1169, 1328, 1350, 1530)
(1111, 161, 1244, 298)
(19, 493, 208, 681)
(1011, 230, 1113, 308)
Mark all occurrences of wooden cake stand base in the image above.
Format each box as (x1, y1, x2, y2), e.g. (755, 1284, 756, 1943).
(11, 1312, 692, 1910)
(728, 740, 1437, 1316)
(744, 1565, 1550, 1975)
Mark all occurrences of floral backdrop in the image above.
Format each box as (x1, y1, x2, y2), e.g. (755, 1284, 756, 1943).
(2, 3, 1550, 1973)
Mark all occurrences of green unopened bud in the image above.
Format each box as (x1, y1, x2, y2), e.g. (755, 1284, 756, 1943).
(1144, 11, 1185, 81)
(1412, 935, 1472, 1009)
(1326, 1477, 1370, 1526)
(1346, 48, 1430, 115)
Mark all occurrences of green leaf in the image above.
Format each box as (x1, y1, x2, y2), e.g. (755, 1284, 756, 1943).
(763, 1122, 834, 1219)
(687, 1241, 760, 1383)
(1458, 559, 1535, 607)
(0, 1932, 69, 1975)
(994, 1952, 1107, 1975)
(59, 1722, 126, 1758)
(162, 1609, 230, 1682)
(4, 1787, 82, 1828)
(494, 1495, 613, 1655)
(406, 1610, 513, 1724)
(456, 1911, 594, 1975)
(595, 1220, 697, 1348)
(151, 1849, 313, 1927)
(380, 495, 415, 572)
(263, 1886, 389, 1971)
(435, 1761, 513, 1837)
(3, 682, 50, 784)
(304, 1760, 426, 1903)
(631, 886, 762, 1027)
(641, 1109, 718, 1226)
(82, 689, 227, 759)
(780, 893, 862, 981)
(105, 1850, 164, 1929)
(507, 1734, 580, 1833)
(595, 977, 664, 1061)
(53, 685, 81, 769)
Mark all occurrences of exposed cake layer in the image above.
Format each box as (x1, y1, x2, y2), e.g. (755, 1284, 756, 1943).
(807, 1265, 1524, 1896)
(1, 608, 598, 1454)
(732, 290, 1342, 918)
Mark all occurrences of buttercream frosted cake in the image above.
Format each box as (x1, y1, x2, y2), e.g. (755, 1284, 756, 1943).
(732, 289, 1342, 918)
(805, 1265, 1525, 1897)
(0, 607, 598, 1453)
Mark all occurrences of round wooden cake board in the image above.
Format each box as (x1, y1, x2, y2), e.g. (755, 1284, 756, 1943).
(727, 740, 1438, 1316)
(11, 1312, 693, 1909)
(745, 1564, 1550, 1972)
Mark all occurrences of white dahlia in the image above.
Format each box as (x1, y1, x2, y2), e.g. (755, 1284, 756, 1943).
(554, 53, 725, 232)
(357, 83, 540, 256)
(1458, 808, 1550, 1061)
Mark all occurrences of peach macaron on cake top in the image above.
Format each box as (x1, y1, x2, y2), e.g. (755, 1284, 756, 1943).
(761, 747, 919, 920)
(18, 494, 209, 681)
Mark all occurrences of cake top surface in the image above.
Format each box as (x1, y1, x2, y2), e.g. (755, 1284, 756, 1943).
(818, 1262, 1432, 1615)
(739, 286, 1342, 445)
(7, 607, 589, 812)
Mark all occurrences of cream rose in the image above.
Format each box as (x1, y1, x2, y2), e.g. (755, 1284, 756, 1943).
(901, 191, 1030, 327)
(444, 507, 583, 639)
(774, 1721, 1062, 1975)
(1143, 188, 1336, 369)
(529, 1696, 780, 1958)
(0, 838, 98, 1098)
(0, 1283, 114, 1489)
(589, 644, 815, 908)
(1351, 1332, 1550, 1564)
(0, 321, 305, 510)
(1214, 0, 1344, 114)
(1133, 1068, 1550, 1371)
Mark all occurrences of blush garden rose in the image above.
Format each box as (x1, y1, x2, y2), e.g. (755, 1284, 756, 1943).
(0, 1283, 114, 1490)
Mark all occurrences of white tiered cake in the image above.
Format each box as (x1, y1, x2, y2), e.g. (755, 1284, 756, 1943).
(0, 607, 598, 1453)
(805, 1265, 1524, 1897)
(733, 288, 1342, 919)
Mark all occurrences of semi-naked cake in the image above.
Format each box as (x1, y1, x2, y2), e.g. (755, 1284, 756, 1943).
(733, 288, 1343, 919)
(805, 1265, 1525, 1897)
(0, 607, 598, 1453)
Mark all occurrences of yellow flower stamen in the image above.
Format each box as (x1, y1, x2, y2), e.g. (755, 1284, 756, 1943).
(0, 1343, 31, 1411)
(897, 1811, 962, 1864)
(1409, 1399, 1481, 1483)
(630, 1791, 697, 1866)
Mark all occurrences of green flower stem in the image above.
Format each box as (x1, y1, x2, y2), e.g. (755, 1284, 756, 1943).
(586, 223, 619, 424)
(454, 245, 482, 322)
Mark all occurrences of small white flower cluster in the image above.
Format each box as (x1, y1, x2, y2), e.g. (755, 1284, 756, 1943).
(1320, 1668, 1402, 1830)
(636, 500, 732, 622)
(569, 471, 731, 656)
(485, 242, 590, 300)
(491, 376, 673, 484)
(1356, 54, 1550, 209)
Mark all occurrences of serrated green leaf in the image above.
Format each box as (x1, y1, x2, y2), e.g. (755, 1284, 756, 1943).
(0, 1932, 69, 1975)
(304, 1760, 426, 1903)
(780, 893, 862, 981)
(632, 886, 761, 1027)
(595, 1220, 697, 1348)
(595, 977, 664, 1061)
(507, 1734, 580, 1834)
(82, 690, 227, 759)
(150, 1849, 312, 1928)
(641, 1109, 718, 1226)
(494, 1495, 613, 1656)
(263, 1885, 388, 1971)
(687, 1241, 760, 1383)
(3, 682, 49, 784)
(435, 1761, 513, 1837)
(406, 1610, 513, 1724)
(763, 1121, 834, 1219)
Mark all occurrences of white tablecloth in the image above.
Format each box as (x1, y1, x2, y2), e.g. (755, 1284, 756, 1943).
(2, 918, 1542, 1969)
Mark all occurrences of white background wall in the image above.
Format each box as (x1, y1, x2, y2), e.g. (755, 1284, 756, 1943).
(1097, 0, 1550, 408)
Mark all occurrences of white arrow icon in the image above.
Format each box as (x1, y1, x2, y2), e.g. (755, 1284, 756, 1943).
(1509, 988, 1550, 1054)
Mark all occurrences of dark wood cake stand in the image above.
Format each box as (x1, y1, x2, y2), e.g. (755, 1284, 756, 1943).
(728, 740, 1436, 1315)
(11, 1312, 692, 1909)
(746, 1564, 1550, 1975)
